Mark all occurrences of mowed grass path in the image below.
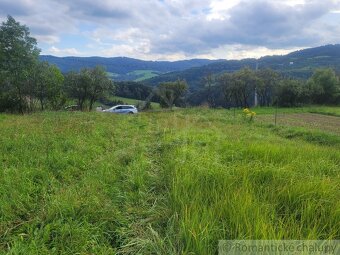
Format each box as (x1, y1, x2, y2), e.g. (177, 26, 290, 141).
(0, 109, 339, 254)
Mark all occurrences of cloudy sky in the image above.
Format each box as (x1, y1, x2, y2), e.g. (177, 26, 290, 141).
(1, 0, 339, 60)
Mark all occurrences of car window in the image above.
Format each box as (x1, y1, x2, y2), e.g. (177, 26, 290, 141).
(115, 106, 122, 109)
(122, 106, 132, 109)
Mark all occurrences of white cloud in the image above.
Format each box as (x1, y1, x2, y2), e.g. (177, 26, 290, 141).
(47, 46, 82, 56)
(35, 35, 59, 45)
(210, 44, 303, 60)
(1, 0, 339, 60)
(207, 0, 308, 21)
(207, 0, 240, 20)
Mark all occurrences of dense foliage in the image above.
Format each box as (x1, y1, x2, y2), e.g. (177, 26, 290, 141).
(0, 17, 115, 113)
(114, 81, 155, 101)
(187, 67, 340, 108)
(0, 16, 40, 113)
(64, 67, 114, 111)
(157, 80, 188, 109)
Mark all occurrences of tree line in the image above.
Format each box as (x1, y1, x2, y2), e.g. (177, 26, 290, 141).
(187, 67, 340, 108)
(113, 63, 340, 110)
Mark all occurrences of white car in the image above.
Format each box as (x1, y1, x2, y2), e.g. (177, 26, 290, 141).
(103, 105, 138, 114)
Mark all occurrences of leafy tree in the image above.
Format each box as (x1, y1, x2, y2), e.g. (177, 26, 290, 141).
(114, 81, 155, 101)
(235, 68, 262, 107)
(220, 68, 260, 108)
(33, 62, 65, 110)
(0, 16, 40, 113)
(87, 66, 114, 110)
(64, 67, 113, 111)
(186, 85, 226, 108)
(256, 68, 280, 106)
(307, 68, 340, 105)
(219, 72, 234, 107)
(64, 70, 90, 111)
(135, 100, 152, 111)
(275, 79, 306, 107)
(157, 80, 188, 109)
(203, 73, 216, 107)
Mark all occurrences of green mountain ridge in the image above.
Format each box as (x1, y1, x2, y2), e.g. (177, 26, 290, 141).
(143, 44, 340, 89)
(40, 44, 340, 89)
(39, 55, 224, 81)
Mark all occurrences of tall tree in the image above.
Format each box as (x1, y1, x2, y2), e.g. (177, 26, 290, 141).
(64, 67, 113, 111)
(275, 79, 306, 107)
(32, 62, 65, 110)
(157, 80, 188, 109)
(0, 16, 40, 113)
(235, 68, 261, 108)
(219, 72, 234, 107)
(307, 68, 340, 105)
(203, 73, 215, 107)
(220, 68, 260, 108)
(64, 70, 90, 111)
(88, 66, 114, 111)
(256, 68, 280, 106)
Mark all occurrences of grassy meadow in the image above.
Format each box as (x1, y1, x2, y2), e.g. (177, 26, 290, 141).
(127, 70, 160, 82)
(0, 108, 339, 254)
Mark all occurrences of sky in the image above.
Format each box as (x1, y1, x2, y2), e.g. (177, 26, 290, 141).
(0, 0, 339, 60)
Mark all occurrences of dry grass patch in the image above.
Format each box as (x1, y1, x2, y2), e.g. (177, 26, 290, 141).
(257, 113, 340, 135)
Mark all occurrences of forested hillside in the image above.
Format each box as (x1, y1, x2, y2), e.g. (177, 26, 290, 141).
(40, 45, 340, 88)
(39, 55, 223, 81)
(144, 44, 340, 90)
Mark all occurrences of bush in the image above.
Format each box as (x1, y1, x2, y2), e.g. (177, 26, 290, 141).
(136, 101, 152, 111)
(275, 79, 307, 107)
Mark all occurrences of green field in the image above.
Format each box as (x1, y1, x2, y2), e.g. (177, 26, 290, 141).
(106, 72, 120, 79)
(0, 108, 339, 254)
(127, 70, 160, 82)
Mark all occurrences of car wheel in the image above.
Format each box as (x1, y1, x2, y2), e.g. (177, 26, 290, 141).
(128, 111, 134, 114)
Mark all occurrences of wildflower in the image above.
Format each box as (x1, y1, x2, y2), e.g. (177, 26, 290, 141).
(243, 108, 250, 113)
(243, 108, 256, 121)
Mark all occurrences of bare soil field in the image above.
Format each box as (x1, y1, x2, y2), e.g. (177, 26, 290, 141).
(257, 113, 340, 135)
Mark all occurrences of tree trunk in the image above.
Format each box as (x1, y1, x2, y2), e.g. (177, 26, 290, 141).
(89, 97, 95, 111)
(40, 97, 44, 111)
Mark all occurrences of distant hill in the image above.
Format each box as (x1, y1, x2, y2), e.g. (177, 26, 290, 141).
(39, 55, 224, 81)
(143, 44, 340, 90)
(40, 45, 340, 89)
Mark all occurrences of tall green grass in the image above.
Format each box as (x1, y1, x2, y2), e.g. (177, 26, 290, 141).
(0, 108, 339, 254)
(0, 112, 165, 254)
(156, 110, 339, 254)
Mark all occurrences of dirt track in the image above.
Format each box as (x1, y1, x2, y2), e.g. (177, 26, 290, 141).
(257, 113, 340, 135)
